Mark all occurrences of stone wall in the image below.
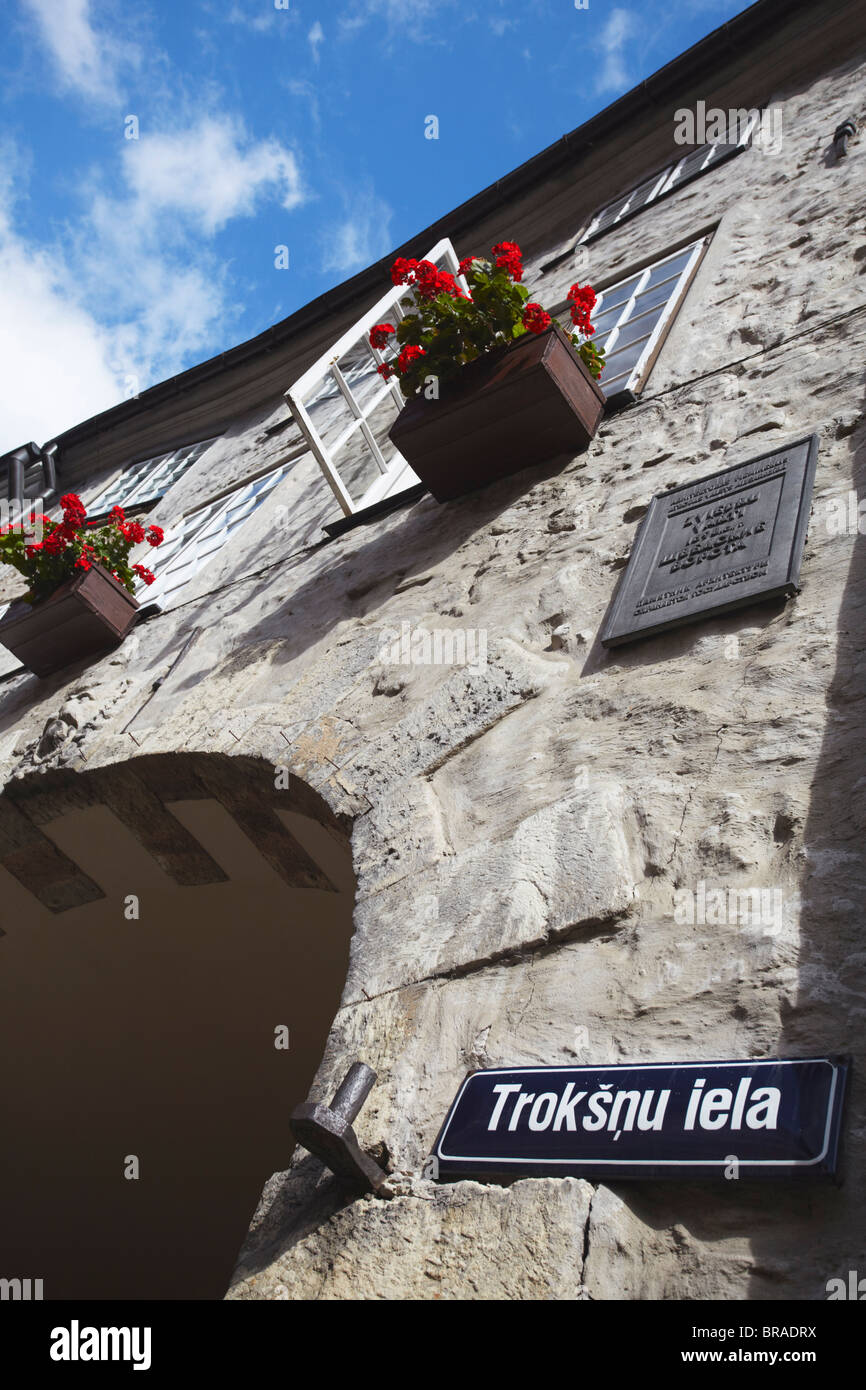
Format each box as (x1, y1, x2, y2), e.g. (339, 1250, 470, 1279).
(1, 11, 865, 1300)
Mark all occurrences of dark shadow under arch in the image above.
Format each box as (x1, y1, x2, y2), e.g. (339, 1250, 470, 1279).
(0, 752, 356, 1299)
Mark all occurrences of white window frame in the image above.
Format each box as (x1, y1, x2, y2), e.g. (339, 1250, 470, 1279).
(577, 111, 760, 245)
(579, 169, 672, 244)
(0, 465, 288, 626)
(84, 438, 219, 516)
(136, 459, 292, 609)
(559, 236, 709, 399)
(285, 238, 469, 518)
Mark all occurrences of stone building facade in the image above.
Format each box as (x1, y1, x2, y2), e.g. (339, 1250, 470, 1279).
(0, 0, 864, 1300)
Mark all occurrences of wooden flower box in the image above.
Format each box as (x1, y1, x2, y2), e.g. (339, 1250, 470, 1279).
(0, 563, 139, 678)
(389, 322, 606, 502)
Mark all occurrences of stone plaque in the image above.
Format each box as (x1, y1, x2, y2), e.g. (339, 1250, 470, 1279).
(601, 435, 819, 647)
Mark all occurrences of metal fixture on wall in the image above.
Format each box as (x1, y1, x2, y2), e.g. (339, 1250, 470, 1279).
(290, 1061, 389, 1193)
(1, 440, 59, 502)
(833, 116, 857, 158)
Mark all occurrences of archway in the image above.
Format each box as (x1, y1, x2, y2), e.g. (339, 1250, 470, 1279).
(0, 753, 356, 1299)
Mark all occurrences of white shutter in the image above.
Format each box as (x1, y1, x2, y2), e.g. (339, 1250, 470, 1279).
(285, 237, 469, 518)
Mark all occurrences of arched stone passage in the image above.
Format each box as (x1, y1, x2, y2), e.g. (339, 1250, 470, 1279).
(0, 752, 356, 1299)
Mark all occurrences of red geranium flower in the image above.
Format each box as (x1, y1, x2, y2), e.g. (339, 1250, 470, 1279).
(391, 258, 420, 286)
(378, 240, 601, 399)
(413, 261, 446, 299)
(396, 344, 426, 374)
(60, 493, 86, 529)
(0, 485, 175, 605)
(369, 323, 395, 350)
(567, 283, 597, 335)
(522, 303, 552, 334)
(120, 521, 146, 545)
(491, 240, 523, 281)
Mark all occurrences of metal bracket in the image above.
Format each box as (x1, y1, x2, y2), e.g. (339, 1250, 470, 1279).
(833, 117, 857, 158)
(290, 1062, 389, 1193)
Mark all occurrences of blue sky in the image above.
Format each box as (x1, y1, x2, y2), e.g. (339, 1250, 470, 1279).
(0, 0, 756, 452)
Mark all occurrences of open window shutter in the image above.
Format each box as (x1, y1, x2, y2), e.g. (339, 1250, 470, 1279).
(285, 238, 469, 519)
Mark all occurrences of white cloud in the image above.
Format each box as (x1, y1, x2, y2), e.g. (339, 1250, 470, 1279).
(123, 116, 305, 235)
(211, 0, 299, 36)
(0, 215, 123, 450)
(0, 119, 307, 451)
(338, 0, 458, 41)
(20, 0, 138, 104)
(74, 191, 229, 383)
(320, 187, 393, 275)
(0, 139, 120, 449)
(595, 8, 639, 96)
(225, 2, 275, 32)
(285, 78, 322, 130)
(308, 20, 324, 62)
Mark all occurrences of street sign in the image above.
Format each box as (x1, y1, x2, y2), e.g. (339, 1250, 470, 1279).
(433, 1057, 848, 1180)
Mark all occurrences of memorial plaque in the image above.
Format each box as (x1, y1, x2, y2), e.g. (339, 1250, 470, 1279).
(433, 1057, 849, 1181)
(601, 435, 819, 647)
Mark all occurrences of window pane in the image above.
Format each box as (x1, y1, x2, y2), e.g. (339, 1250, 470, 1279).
(141, 464, 290, 605)
(592, 303, 629, 338)
(596, 273, 642, 316)
(337, 443, 381, 501)
(664, 146, 715, 191)
(342, 342, 384, 410)
(349, 448, 383, 499)
(563, 237, 705, 397)
(643, 248, 694, 290)
(600, 341, 647, 388)
(304, 373, 341, 409)
(627, 276, 680, 317)
(582, 171, 666, 242)
(285, 236, 464, 517)
(592, 334, 616, 360)
(87, 438, 217, 513)
(306, 383, 358, 448)
(367, 398, 401, 464)
(620, 173, 665, 217)
(613, 305, 665, 353)
(587, 198, 629, 238)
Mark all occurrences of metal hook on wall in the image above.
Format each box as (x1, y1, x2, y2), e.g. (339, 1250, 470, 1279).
(290, 1061, 389, 1194)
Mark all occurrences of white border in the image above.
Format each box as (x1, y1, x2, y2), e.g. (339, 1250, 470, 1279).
(435, 1059, 843, 1170)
